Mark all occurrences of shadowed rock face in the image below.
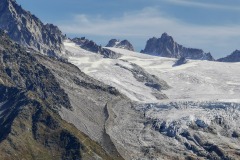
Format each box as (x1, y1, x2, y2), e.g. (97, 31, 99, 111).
(0, 30, 70, 110)
(141, 33, 214, 61)
(0, 31, 124, 160)
(173, 56, 188, 67)
(106, 39, 134, 51)
(218, 50, 240, 62)
(115, 62, 169, 100)
(106, 39, 119, 48)
(0, 0, 65, 57)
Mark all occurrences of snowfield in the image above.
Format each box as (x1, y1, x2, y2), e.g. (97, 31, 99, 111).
(64, 40, 240, 103)
(107, 47, 240, 103)
(64, 40, 240, 159)
(65, 40, 166, 102)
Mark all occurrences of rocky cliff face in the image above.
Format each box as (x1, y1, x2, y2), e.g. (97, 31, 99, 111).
(0, 31, 124, 160)
(141, 33, 214, 61)
(106, 39, 134, 51)
(0, 0, 65, 57)
(218, 50, 240, 62)
(71, 37, 121, 58)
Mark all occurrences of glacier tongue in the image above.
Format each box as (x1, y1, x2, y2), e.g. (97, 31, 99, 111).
(136, 101, 240, 134)
(105, 100, 240, 159)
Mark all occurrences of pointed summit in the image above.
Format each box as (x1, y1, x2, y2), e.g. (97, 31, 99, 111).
(160, 32, 174, 43)
(162, 32, 169, 37)
(106, 39, 134, 51)
(106, 39, 119, 47)
(161, 32, 171, 38)
(141, 32, 214, 61)
(0, 0, 64, 56)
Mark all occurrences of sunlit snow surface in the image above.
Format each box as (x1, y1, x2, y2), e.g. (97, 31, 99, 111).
(65, 40, 163, 102)
(65, 39, 240, 103)
(109, 47, 240, 102)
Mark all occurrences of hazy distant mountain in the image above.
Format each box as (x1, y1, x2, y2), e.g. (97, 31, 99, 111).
(106, 39, 134, 51)
(141, 33, 214, 61)
(218, 50, 240, 62)
(0, 0, 65, 56)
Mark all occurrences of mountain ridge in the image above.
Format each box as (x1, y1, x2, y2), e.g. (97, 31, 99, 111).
(218, 50, 240, 62)
(141, 32, 215, 61)
(0, 0, 65, 57)
(71, 37, 121, 59)
(106, 39, 134, 51)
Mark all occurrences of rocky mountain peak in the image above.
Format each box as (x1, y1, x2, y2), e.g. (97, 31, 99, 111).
(72, 37, 101, 53)
(160, 32, 174, 42)
(229, 49, 240, 56)
(218, 49, 240, 62)
(106, 39, 118, 47)
(141, 32, 214, 61)
(106, 39, 134, 51)
(0, 0, 64, 57)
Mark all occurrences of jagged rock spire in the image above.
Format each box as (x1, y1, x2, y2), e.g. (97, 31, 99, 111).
(141, 32, 214, 61)
(106, 39, 135, 51)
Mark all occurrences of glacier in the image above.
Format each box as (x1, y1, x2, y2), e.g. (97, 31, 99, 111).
(63, 39, 240, 159)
